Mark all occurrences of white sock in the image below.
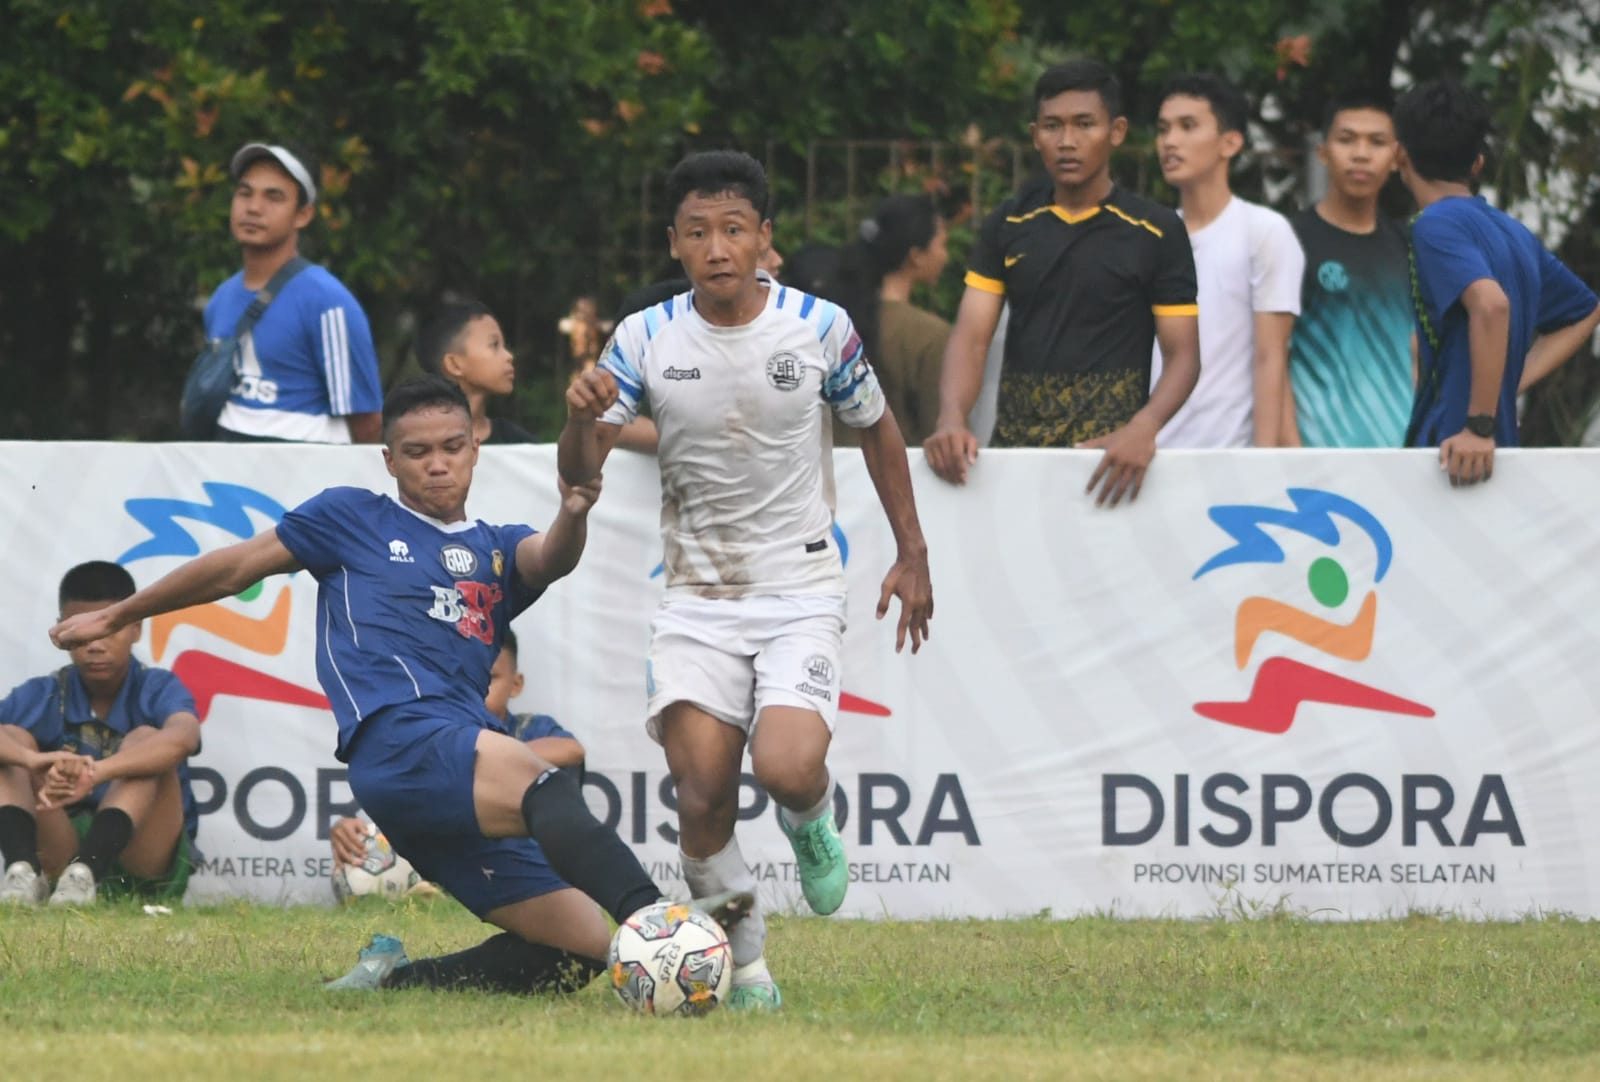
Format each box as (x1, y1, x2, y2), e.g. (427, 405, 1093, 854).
(680, 834, 764, 967)
(733, 957, 773, 987)
(778, 769, 835, 831)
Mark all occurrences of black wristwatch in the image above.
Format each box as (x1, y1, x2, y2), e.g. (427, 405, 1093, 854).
(1464, 414, 1496, 438)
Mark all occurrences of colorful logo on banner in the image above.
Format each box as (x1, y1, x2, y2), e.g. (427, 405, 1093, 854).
(1191, 488, 1433, 734)
(119, 482, 329, 721)
(649, 520, 889, 718)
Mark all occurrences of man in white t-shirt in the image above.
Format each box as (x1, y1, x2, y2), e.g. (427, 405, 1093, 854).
(1150, 75, 1305, 447)
(558, 151, 933, 1011)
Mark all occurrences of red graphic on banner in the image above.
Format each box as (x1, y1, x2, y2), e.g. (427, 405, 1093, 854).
(170, 650, 330, 721)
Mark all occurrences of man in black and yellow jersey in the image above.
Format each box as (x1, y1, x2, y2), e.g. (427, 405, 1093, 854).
(927, 59, 1201, 506)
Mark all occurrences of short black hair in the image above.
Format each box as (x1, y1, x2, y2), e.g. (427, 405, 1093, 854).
(1321, 87, 1395, 135)
(417, 300, 495, 375)
(381, 376, 471, 441)
(1161, 73, 1250, 135)
(501, 628, 519, 662)
(59, 561, 136, 609)
(1034, 59, 1122, 120)
(1394, 79, 1490, 184)
(664, 150, 770, 223)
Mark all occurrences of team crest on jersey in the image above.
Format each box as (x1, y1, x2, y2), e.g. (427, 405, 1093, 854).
(492, 549, 504, 577)
(440, 543, 478, 576)
(766, 351, 803, 391)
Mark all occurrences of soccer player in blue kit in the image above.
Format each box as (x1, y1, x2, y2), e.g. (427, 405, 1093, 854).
(50, 376, 750, 993)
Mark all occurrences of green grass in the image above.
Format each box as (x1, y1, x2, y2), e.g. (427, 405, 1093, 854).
(1, 899, 1597, 1080)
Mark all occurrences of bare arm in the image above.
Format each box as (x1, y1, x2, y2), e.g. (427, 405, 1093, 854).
(514, 478, 601, 593)
(858, 408, 933, 653)
(1519, 302, 1600, 392)
(50, 530, 302, 648)
(556, 369, 623, 485)
(526, 735, 585, 771)
(94, 715, 201, 783)
(1252, 312, 1295, 447)
(1080, 311, 1201, 508)
(1147, 312, 1201, 428)
(346, 413, 382, 444)
(1438, 278, 1511, 487)
(0, 728, 78, 772)
(1280, 379, 1302, 447)
(614, 416, 659, 454)
(926, 287, 1004, 484)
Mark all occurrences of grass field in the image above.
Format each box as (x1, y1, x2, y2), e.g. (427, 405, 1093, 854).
(2, 898, 1597, 1081)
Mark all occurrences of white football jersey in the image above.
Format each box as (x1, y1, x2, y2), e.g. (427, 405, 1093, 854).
(600, 272, 885, 597)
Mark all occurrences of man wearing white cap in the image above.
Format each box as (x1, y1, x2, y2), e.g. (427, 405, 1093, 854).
(203, 143, 383, 443)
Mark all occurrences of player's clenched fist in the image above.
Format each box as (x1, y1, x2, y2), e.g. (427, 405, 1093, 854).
(566, 368, 619, 421)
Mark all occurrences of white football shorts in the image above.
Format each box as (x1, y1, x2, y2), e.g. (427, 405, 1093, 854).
(644, 593, 846, 743)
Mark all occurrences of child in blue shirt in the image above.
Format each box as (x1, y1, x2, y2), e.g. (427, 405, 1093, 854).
(0, 562, 201, 906)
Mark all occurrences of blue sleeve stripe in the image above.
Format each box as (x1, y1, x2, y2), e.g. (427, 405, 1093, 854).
(601, 340, 644, 390)
(664, 295, 675, 318)
(799, 292, 816, 319)
(605, 363, 643, 400)
(643, 306, 661, 339)
(817, 302, 838, 342)
(777, 286, 788, 308)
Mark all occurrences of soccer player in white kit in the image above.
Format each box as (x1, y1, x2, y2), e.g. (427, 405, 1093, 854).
(559, 151, 933, 1009)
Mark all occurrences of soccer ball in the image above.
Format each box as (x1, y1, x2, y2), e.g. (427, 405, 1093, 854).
(608, 901, 733, 1016)
(331, 825, 423, 903)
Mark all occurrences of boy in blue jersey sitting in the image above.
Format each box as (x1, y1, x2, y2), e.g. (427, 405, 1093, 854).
(51, 376, 749, 994)
(330, 630, 584, 871)
(0, 562, 202, 907)
(1395, 79, 1600, 484)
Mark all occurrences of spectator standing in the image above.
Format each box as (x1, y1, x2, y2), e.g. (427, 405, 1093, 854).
(927, 60, 1201, 506)
(1151, 74, 1304, 448)
(1286, 90, 1415, 448)
(417, 300, 538, 444)
(206, 143, 382, 443)
(1396, 80, 1600, 484)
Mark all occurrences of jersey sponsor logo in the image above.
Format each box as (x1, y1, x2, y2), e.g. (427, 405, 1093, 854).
(1317, 260, 1350, 293)
(662, 366, 702, 381)
(388, 539, 414, 563)
(440, 543, 478, 576)
(426, 580, 504, 644)
(765, 351, 803, 391)
(230, 374, 280, 404)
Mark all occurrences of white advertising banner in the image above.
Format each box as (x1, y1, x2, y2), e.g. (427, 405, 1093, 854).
(1, 443, 1596, 919)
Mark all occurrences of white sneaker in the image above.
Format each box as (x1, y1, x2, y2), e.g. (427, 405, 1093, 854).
(0, 861, 49, 906)
(48, 862, 96, 907)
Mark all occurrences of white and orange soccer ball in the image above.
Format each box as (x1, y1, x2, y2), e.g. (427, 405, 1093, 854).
(608, 900, 733, 1016)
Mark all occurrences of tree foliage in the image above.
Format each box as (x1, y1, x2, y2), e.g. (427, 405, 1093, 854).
(0, 0, 1595, 441)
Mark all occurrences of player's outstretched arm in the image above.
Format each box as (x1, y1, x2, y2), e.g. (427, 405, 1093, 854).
(859, 408, 933, 654)
(515, 476, 602, 593)
(557, 368, 623, 485)
(49, 530, 303, 650)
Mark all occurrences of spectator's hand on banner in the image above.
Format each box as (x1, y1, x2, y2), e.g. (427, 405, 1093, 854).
(1440, 430, 1494, 486)
(925, 422, 979, 485)
(1079, 414, 1159, 508)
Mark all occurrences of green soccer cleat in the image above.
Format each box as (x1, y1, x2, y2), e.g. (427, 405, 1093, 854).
(780, 810, 848, 915)
(324, 933, 409, 991)
(727, 979, 783, 1011)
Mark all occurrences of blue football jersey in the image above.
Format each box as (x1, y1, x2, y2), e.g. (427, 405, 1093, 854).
(275, 487, 541, 758)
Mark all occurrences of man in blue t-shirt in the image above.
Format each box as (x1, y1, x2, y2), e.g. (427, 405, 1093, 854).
(0, 562, 201, 907)
(51, 376, 749, 995)
(1395, 80, 1600, 484)
(204, 143, 383, 444)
